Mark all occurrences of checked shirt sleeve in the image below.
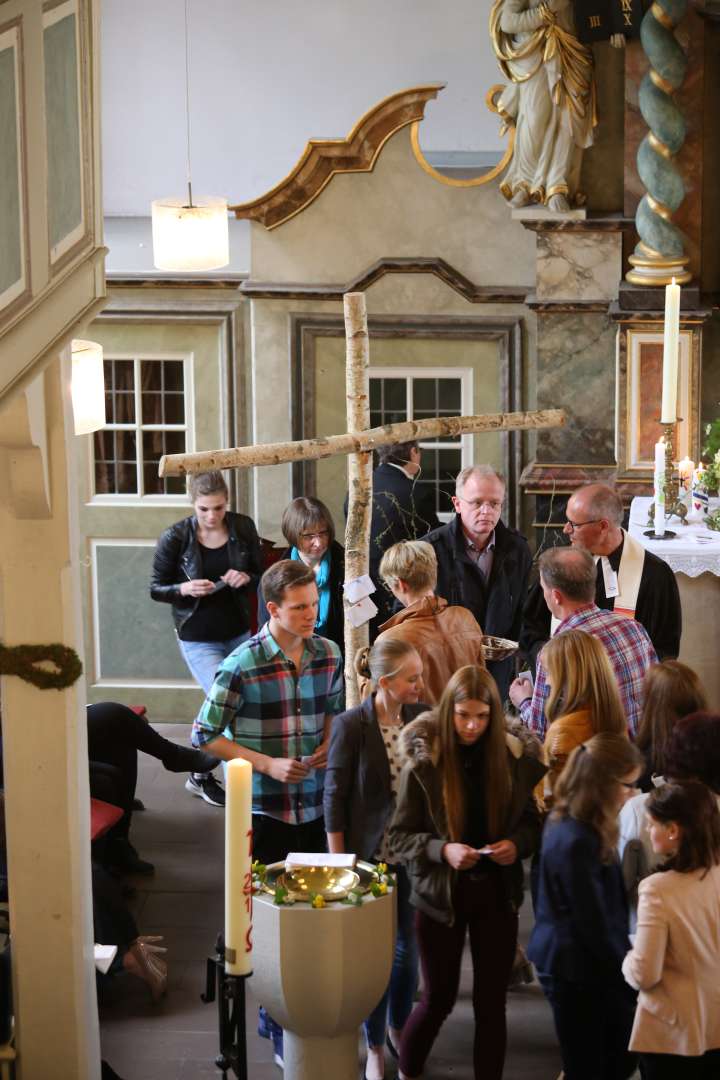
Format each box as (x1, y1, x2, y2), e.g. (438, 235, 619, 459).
(192, 661, 244, 748)
(520, 660, 549, 738)
(326, 646, 345, 716)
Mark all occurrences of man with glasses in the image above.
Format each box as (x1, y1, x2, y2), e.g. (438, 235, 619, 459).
(520, 483, 681, 672)
(422, 465, 532, 700)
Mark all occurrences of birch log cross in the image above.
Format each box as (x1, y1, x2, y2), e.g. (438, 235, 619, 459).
(159, 291, 566, 706)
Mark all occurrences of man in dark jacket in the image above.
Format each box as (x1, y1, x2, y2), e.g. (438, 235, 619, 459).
(422, 465, 531, 701)
(359, 441, 440, 628)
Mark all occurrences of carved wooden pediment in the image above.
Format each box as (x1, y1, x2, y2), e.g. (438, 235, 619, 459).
(229, 84, 445, 230)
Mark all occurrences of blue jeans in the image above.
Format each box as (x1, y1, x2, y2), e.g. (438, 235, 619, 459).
(177, 633, 250, 695)
(365, 865, 418, 1049)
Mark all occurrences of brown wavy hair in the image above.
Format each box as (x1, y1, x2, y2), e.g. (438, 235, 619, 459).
(552, 732, 642, 861)
(636, 662, 708, 777)
(435, 665, 511, 842)
(542, 629, 626, 735)
(647, 779, 720, 875)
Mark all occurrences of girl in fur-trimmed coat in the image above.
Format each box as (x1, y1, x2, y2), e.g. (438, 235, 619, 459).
(388, 665, 545, 1080)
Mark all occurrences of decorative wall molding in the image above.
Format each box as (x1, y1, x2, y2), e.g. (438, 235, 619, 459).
(290, 313, 525, 528)
(229, 84, 445, 229)
(241, 256, 529, 304)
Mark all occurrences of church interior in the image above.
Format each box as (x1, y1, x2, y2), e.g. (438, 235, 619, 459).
(1, 0, 720, 1076)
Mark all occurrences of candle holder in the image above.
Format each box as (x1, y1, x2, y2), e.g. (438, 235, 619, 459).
(646, 420, 688, 534)
(201, 934, 251, 1080)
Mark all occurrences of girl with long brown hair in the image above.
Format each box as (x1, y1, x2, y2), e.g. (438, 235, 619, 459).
(389, 665, 545, 1080)
(528, 732, 644, 1080)
(636, 660, 708, 790)
(541, 629, 626, 800)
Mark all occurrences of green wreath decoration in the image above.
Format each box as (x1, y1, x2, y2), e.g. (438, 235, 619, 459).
(0, 643, 83, 690)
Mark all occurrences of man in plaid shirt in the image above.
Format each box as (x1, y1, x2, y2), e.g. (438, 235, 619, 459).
(193, 558, 344, 855)
(509, 547, 657, 738)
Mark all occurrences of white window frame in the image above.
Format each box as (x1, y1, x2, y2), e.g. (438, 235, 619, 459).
(368, 366, 473, 522)
(89, 352, 195, 507)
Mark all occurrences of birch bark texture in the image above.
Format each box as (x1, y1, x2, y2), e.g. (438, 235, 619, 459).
(343, 292, 372, 707)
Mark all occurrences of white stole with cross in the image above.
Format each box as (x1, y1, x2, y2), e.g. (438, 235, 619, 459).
(550, 529, 646, 636)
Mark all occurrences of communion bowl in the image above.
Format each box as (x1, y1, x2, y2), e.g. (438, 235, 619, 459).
(481, 635, 519, 662)
(260, 860, 379, 902)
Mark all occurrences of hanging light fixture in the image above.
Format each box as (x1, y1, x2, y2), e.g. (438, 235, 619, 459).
(151, 0, 229, 271)
(71, 340, 106, 435)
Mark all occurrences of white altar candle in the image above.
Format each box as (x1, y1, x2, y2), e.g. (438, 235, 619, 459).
(225, 758, 253, 975)
(678, 457, 694, 489)
(654, 438, 666, 536)
(660, 278, 680, 424)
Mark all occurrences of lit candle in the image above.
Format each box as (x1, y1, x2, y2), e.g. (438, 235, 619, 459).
(225, 758, 253, 975)
(660, 278, 680, 424)
(654, 438, 666, 537)
(678, 457, 694, 489)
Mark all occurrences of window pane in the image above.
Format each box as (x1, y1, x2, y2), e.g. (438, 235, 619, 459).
(94, 430, 113, 461)
(413, 379, 437, 412)
(383, 379, 407, 416)
(140, 360, 162, 392)
(141, 392, 163, 424)
(95, 461, 116, 494)
(438, 448, 462, 483)
(369, 380, 381, 409)
(163, 430, 186, 456)
(114, 392, 135, 423)
(165, 475, 186, 495)
(438, 379, 461, 410)
(116, 461, 137, 494)
(113, 360, 134, 393)
(116, 431, 137, 461)
(163, 393, 185, 424)
(163, 361, 184, 392)
(143, 463, 163, 496)
(142, 430, 164, 460)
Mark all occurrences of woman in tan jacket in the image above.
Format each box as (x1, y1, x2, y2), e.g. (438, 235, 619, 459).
(623, 778, 720, 1077)
(364, 540, 485, 704)
(540, 629, 627, 803)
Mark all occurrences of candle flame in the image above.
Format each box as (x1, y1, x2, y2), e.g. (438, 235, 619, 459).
(671, 276, 676, 285)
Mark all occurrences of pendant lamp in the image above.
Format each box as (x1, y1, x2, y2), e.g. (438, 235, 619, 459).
(71, 340, 106, 435)
(151, 0, 229, 271)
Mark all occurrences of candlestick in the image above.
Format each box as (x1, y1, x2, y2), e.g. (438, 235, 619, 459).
(654, 438, 666, 536)
(660, 278, 680, 424)
(225, 759, 253, 976)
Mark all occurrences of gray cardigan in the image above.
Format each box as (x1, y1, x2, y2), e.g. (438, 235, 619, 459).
(323, 695, 428, 862)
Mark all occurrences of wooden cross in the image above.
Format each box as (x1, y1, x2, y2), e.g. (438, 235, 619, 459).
(160, 293, 565, 704)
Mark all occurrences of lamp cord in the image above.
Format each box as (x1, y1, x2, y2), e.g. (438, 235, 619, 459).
(184, 0, 193, 207)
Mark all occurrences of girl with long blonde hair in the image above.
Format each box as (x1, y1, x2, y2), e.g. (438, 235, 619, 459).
(389, 665, 545, 1080)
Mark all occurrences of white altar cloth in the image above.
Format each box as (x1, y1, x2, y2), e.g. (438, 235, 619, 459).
(629, 496, 720, 708)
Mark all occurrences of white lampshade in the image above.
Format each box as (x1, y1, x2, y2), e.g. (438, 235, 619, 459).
(71, 340, 106, 435)
(151, 196, 230, 271)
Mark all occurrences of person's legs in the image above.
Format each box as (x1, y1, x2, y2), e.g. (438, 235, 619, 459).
(88, 702, 218, 777)
(465, 875, 518, 1080)
(541, 975, 634, 1080)
(399, 904, 467, 1078)
(387, 865, 419, 1035)
(601, 980, 637, 1080)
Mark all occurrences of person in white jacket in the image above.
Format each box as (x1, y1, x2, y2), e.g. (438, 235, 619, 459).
(622, 779, 720, 1078)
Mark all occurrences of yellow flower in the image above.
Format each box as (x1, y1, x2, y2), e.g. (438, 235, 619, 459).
(311, 894, 326, 909)
(376, 862, 388, 876)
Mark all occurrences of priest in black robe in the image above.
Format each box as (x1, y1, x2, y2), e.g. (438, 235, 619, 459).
(520, 483, 681, 670)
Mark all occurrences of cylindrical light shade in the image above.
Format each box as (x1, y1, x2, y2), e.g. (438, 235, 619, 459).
(151, 196, 230, 271)
(71, 340, 106, 436)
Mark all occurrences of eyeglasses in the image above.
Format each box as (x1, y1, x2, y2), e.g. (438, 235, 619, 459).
(564, 518, 601, 532)
(456, 497, 503, 512)
(299, 530, 329, 542)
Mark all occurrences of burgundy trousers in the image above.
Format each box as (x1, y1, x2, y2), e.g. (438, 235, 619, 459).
(400, 871, 518, 1080)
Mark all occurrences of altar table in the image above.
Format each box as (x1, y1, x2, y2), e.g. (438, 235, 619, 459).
(629, 497, 720, 709)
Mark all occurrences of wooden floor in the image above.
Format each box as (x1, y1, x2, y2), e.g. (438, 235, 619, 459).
(99, 725, 563, 1080)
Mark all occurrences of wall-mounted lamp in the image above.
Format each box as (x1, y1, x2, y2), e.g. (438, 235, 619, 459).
(71, 339, 106, 435)
(151, 0, 229, 272)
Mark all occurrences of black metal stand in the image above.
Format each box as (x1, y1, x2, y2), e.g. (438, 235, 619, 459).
(201, 934, 251, 1080)
(643, 529, 677, 540)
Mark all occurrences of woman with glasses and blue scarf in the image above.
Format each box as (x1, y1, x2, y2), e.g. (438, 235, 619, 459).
(258, 497, 345, 654)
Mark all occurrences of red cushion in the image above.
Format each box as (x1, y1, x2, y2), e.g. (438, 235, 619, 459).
(90, 798, 124, 841)
(129, 705, 147, 718)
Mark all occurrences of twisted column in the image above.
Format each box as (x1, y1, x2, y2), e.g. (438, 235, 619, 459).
(627, 0, 691, 285)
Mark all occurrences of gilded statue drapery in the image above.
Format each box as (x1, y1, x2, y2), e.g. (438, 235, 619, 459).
(490, 0, 597, 210)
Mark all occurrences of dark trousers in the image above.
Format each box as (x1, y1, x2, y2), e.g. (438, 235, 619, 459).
(400, 872, 518, 1080)
(640, 1049, 720, 1079)
(251, 812, 326, 866)
(540, 974, 637, 1080)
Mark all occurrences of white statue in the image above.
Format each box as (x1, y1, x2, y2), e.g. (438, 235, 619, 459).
(490, 0, 622, 212)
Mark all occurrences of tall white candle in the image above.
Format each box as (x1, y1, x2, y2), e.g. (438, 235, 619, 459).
(660, 278, 680, 424)
(225, 758, 253, 976)
(654, 438, 666, 537)
(677, 457, 694, 490)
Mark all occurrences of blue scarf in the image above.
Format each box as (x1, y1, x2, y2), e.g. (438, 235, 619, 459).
(291, 548, 331, 631)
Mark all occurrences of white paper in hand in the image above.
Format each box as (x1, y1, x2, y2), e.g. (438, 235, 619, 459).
(346, 594, 378, 627)
(344, 574, 376, 604)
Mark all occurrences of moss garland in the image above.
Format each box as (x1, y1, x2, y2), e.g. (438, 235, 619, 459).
(0, 643, 83, 690)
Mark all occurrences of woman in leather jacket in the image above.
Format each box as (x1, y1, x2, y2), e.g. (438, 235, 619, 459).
(150, 471, 262, 805)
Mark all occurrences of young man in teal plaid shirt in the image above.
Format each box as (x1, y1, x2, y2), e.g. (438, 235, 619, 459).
(193, 557, 344, 1067)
